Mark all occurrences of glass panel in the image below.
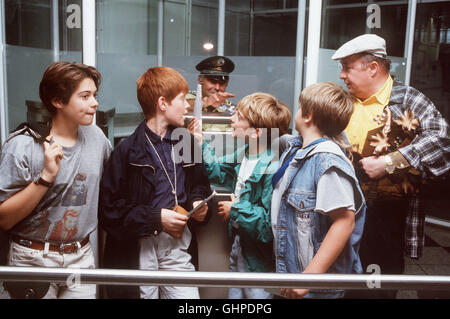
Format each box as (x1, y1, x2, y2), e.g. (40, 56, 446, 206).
(253, 12, 297, 56)
(319, 0, 408, 86)
(224, 3, 250, 56)
(225, 1, 298, 57)
(191, 0, 218, 56)
(4, 0, 82, 133)
(96, 0, 157, 125)
(254, 0, 298, 10)
(411, 1, 450, 122)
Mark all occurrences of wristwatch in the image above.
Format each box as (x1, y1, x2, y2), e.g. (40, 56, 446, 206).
(34, 173, 53, 188)
(384, 155, 395, 175)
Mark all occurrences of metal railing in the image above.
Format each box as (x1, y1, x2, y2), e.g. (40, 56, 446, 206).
(1, 266, 449, 291)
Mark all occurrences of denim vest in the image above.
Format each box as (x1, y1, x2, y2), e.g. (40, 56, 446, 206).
(275, 137, 366, 299)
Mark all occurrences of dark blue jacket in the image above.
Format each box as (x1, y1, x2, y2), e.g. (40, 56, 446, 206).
(98, 122, 211, 298)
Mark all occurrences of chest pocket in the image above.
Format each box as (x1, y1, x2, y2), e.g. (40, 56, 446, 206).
(128, 163, 155, 203)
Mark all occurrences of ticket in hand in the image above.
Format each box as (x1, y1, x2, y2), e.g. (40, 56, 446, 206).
(187, 190, 216, 217)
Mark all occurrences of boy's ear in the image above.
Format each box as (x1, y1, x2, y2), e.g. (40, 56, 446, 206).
(51, 98, 64, 110)
(157, 96, 167, 111)
(303, 112, 314, 125)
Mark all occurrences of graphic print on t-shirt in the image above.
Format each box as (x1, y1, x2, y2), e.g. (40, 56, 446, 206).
(62, 173, 88, 206)
(15, 210, 52, 239)
(48, 209, 80, 242)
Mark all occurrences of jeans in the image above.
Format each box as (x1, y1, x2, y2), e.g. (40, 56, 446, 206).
(7, 240, 96, 299)
(139, 227, 199, 299)
(228, 235, 273, 299)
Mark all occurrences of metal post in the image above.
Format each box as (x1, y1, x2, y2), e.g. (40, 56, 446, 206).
(51, 0, 60, 62)
(157, 0, 163, 66)
(82, 0, 96, 67)
(249, 0, 254, 56)
(291, 0, 307, 134)
(405, 0, 417, 86)
(0, 0, 8, 144)
(81, 0, 98, 275)
(217, 0, 225, 56)
(304, 0, 322, 86)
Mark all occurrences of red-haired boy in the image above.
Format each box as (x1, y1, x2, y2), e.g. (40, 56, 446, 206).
(99, 67, 211, 299)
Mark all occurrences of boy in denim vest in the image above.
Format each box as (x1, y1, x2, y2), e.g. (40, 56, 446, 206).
(271, 82, 366, 299)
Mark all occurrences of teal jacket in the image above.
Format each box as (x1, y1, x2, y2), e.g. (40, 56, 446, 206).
(202, 142, 277, 273)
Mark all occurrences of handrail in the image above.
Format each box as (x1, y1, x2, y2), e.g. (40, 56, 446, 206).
(0, 266, 449, 290)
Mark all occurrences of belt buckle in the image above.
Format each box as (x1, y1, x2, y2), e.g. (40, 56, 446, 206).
(59, 242, 79, 254)
(18, 239, 32, 247)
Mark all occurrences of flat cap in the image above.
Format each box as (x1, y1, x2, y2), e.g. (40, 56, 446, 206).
(332, 34, 387, 60)
(196, 56, 235, 77)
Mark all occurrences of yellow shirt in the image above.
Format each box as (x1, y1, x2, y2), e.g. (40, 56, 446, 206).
(345, 76, 393, 154)
(345, 76, 403, 200)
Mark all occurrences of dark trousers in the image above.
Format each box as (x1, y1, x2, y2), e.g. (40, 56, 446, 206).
(346, 199, 408, 299)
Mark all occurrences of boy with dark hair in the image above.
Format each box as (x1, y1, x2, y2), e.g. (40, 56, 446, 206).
(0, 61, 111, 299)
(99, 66, 211, 299)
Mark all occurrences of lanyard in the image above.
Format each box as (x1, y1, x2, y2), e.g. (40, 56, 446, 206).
(145, 133, 178, 206)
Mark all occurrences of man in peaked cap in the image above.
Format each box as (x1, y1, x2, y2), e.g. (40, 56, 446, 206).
(333, 34, 450, 298)
(186, 56, 236, 116)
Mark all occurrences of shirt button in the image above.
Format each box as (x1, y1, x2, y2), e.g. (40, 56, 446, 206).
(154, 230, 158, 235)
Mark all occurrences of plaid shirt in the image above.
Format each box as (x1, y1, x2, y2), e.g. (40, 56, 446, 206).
(389, 79, 450, 258)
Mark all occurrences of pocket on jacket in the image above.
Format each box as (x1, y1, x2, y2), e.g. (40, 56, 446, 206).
(286, 192, 315, 211)
(286, 192, 315, 270)
(128, 163, 155, 202)
(295, 211, 314, 270)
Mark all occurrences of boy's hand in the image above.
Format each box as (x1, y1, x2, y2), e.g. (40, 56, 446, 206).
(187, 117, 203, 145)
(161, 208, 188, 238)
(191, 200, 208, 222)
(42, 135, 63, 182)
(217, 194, 236, 223)
(280, 288, 310, 299)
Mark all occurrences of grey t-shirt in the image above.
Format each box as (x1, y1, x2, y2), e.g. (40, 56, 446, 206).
(0, 124, 111, 244)
(315, 167, 356, 214)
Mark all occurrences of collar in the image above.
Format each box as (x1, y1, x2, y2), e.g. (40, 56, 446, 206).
(129, 122, 181, 165)
(388, 77, 408, 105)
(143, 123, 180, 145)
(293, 137, 328, 160)
(358, 75, 393, 106)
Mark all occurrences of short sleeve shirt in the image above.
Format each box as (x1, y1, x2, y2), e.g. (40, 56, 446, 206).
(0, 125, 111, 244)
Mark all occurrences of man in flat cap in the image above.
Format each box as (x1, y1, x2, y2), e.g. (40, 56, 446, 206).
(186, 56, 236, 116)
(333, 34, 450, 298)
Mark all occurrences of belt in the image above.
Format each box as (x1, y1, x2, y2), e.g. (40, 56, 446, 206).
(12, 236, 89, 254)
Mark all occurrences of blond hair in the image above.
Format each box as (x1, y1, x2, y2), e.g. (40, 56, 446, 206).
(237, 92, 291, 135)
(299, 82, 354, 158)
